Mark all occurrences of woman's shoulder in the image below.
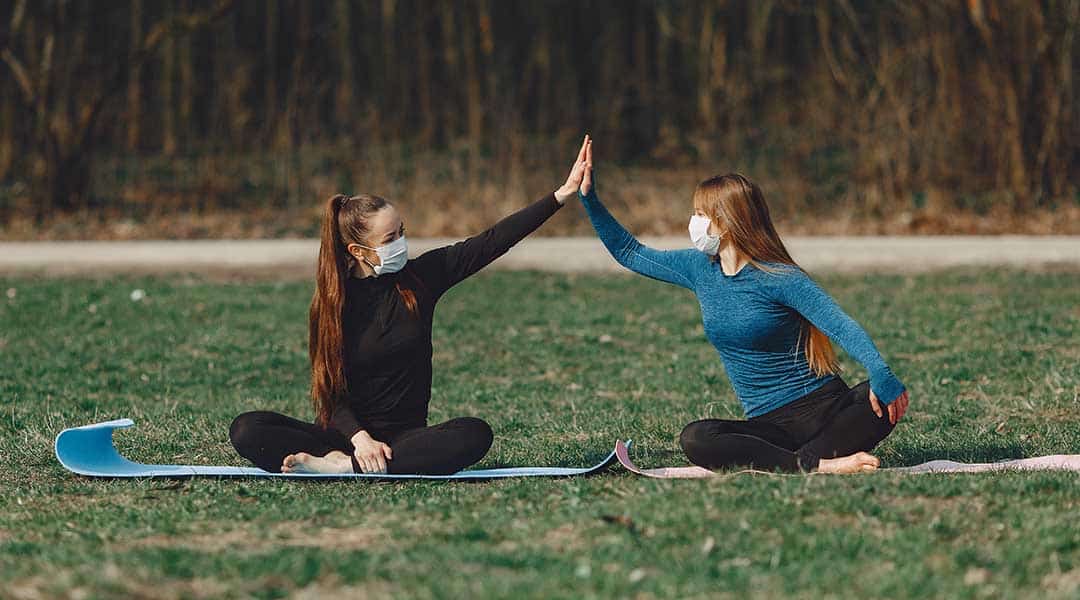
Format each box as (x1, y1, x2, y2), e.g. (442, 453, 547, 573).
(672, 248, 720, 276)
(748, 261, 804, 279)
(745, 261, 813, 294)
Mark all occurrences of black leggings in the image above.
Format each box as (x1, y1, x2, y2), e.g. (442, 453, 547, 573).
(679, 379, 894, 472)
(229, 411, 494, 475)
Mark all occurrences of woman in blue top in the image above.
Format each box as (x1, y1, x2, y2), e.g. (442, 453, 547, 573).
(575, 137, 910, 474)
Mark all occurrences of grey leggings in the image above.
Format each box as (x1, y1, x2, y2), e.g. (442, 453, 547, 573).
(229, 411, 494, 475)
(679, 378, 894, 472)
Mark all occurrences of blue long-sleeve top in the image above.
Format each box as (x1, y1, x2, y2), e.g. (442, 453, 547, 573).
(579, 188, 905, 418)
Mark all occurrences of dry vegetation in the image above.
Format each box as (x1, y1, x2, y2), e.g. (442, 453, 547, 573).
(2, 155, 1078, 240)
(1, 1, 1077, 237)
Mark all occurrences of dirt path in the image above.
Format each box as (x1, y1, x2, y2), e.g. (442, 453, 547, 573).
(1, 236, 1077, 278)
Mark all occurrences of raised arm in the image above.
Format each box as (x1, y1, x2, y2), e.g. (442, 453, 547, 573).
(411, 136, 597, 297)
(576, 138, 704, 290)
(772, 268, 906, 406)
(578, 187, 703, 290)
(410, 193, 562, 297)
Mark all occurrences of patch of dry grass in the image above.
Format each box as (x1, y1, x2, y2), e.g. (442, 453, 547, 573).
(4, 157, 1079, 240)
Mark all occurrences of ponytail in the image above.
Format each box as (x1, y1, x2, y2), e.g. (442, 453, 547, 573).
(309, 194, 350, 427)
(308, 193, 422, 427)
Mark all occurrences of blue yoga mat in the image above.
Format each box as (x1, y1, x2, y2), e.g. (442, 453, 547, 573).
(55, 418, 624, 480)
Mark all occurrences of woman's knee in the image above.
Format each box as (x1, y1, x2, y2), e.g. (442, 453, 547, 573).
(400, 417, 493, 474)
(229, 411, 272, 449)
(454, 417, 494, 456)
(853, 382, 896, 431)
(679, 421, 710, 460)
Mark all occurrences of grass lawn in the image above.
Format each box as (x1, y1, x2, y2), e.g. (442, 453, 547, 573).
(1, 267, 1078, 598)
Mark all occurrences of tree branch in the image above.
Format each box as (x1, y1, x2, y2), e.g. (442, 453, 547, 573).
(0, 48, 35, 105)
(0, 0, 27, 51)
(74, 0, 237, 153)
(139, 0, 236, 68)
(0, 0, 33, 105)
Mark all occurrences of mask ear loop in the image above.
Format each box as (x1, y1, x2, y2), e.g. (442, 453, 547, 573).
(351, 242, 381, 273)
(705, 218, 723, 255)
(355, 234, 407, 274)
(709, 215, 726, 243)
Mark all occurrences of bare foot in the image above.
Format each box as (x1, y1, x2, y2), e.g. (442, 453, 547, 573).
(281, 451, 353, 474)
(816, 452, 880, 474)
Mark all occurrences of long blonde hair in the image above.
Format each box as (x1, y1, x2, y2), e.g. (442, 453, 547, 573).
(692, 173, 840, 376)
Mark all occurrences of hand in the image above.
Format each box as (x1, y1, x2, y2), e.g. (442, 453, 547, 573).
(554, 134, 590, 204)
(869, 389, 910, 425)
(580, 137, 593, 196)
(350, 430, 393, 473)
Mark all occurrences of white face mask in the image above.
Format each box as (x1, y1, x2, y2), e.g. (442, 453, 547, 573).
(688, 215, 721, 255)
(357, 235, 409, 276)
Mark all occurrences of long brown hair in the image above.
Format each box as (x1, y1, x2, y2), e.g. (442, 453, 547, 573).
(308, 194, 417, 427)
(692, 174, 840, 376)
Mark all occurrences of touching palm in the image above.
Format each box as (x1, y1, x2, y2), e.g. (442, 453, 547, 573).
(555, 135, 591, 204)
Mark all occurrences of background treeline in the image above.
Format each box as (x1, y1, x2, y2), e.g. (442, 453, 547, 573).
(1, 0, 1078, 238)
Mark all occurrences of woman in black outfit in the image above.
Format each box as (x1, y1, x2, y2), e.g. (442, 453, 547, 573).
(229, 138, 590, 474)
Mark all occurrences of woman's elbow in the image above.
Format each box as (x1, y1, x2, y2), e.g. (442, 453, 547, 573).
(610, 245, 642, 271)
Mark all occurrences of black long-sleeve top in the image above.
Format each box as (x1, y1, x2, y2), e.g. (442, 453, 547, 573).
(329, 193, 563, 439)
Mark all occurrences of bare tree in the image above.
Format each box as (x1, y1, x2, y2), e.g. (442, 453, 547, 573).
(0, 0, 1076, 223)
(0, 0, 235, 218)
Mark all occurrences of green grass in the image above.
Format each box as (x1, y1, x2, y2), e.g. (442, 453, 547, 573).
(1, 268, 1078, 599)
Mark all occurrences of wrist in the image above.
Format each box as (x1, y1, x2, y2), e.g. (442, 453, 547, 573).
(350, 430, 372, 446)
(553, 186, 573, 205)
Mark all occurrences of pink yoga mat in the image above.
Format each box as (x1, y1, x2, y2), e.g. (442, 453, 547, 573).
(890, 454, 1080, 474)
(614, 441, 1080, 477)
(615, 441, 715, 478)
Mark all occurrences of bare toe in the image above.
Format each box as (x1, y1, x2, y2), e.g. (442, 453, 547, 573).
(857, 452, 880, 471)
(278, 451, 351, 474)
(818, 452, 881, 474)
